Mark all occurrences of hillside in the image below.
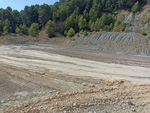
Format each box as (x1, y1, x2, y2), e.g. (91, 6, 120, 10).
(0, 0, 150, 38)
(71, 32, 150, 55)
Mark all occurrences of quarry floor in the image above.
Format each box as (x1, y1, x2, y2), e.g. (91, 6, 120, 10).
(0, 45, 150, 113)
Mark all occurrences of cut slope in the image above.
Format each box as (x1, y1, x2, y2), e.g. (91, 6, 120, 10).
(71, 32, 150, 55)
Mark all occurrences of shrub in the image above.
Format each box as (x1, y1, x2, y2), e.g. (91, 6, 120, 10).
(76, 33, 80, 37)
(45, 20, 55, 38)
(141, 29, 147, 36)
(64, 30, 67, 37)
(131, 1, 139, 13)
(80, 30, 88, 35)
(71, 37, 75, 41)
(28, 23, 39, 37)
(67, 27, 75, 37)
(15, 27, 21, 34)
(125, 28, 131, 33)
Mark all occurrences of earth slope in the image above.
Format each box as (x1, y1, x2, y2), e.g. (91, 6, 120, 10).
(71, 32, 150, 55)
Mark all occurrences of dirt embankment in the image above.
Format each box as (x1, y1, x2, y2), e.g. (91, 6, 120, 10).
(1, 32, 150, 56)
(71, 32, 150, 55)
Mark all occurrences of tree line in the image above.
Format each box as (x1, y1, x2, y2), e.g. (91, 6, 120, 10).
(0, 0, 149, 37)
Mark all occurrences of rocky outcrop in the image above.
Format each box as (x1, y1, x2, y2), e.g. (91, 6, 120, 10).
(121, 5, 150, 31)
(71, 32, 150, 55)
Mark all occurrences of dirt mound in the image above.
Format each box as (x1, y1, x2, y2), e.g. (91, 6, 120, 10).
(0, 34, 69, 46)
(71, 32, 150, 55)
(3, 80, 150, 113)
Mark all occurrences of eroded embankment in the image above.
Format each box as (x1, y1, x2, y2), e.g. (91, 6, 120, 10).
(71, 32, 150, 55)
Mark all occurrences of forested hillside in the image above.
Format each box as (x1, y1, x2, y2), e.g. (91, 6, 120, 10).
(0, 0, 149, 37)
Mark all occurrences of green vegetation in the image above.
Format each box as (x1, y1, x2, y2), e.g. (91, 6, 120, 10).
(3, 19, 11, 34)
(146, 16, 150, 25)
(28, 23, 39, 37)
(131, 1, 139, 13)
(0, 0, 149, 37)
(141, 29, 147, 35)
(45, 20, 55, 38)
(79, 30, 88, 35)
(67, 28, 75, 37)
(135, 28, 147, 35)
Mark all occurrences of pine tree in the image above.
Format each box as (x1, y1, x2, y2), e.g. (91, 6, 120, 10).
(78, 16, 87, 30)
(28, 23, 39, 37)
(67, 27, 75, 37)
(45, 20, 55, 38)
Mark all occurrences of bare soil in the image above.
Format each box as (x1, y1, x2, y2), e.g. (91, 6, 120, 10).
(0, 44, 150, 113)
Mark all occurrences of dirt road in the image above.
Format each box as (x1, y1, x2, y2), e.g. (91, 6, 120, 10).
(0, 45, 150, 112)
(0, 45, 150, 83)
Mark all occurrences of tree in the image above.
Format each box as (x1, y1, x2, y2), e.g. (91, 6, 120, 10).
(64, 9, 79, 32)
(89, 8, 97, 22)
(3, 19, 11, 34)
(20, 24, 28, 35)
(3, 26, 8, 34)
(15, 27, 21, 34)
(83, 9, 89, 19)
(45, 20, 55, 38)
(67, 27, 75, 37)
(113, 19, 125, 32)
(89, 20, 95, 31)
(21, 5, 39, 27)
(131, 1, 139, 13)
(78, 16, 87, 30)
(0, 20, 4, 32)
(28, 23, 39, 37)
(38, 4, 52, 27)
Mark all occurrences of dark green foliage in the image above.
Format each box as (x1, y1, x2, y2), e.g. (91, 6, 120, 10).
(45, 20, 55, 38)
(38, 4, 52, 27)
(0, 0, 148, 37)
(89, 14, 116, 31)
(0, 20, 4, 32)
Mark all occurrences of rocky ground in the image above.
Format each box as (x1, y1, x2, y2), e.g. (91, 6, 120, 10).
(3, 80, 150, 113)
(0, 44, 150, 113)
